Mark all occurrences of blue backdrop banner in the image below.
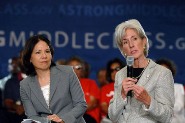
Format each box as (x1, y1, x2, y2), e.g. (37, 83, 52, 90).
(0, 0, 185, 84)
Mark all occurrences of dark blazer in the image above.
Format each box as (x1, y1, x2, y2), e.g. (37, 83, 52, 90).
(108, 59, 175, 123)
(20, 65, 87, 123)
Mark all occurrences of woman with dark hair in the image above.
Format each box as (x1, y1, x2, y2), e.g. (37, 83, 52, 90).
(100, 58, 125, 122)
(20, 35, 87, 123)
(106, 58, 125, 83)
(22, 35, 55, 76)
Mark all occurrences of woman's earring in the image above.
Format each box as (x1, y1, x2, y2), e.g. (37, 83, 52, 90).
(143, 46, 147, 55)
(124, 53, 127, 57)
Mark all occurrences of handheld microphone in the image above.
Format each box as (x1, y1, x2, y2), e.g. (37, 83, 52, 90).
(126, 56, 134, 97)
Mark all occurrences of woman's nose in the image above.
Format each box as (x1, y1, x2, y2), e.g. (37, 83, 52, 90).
(41, 52, 47, 58)
(129, 40, 134, 48)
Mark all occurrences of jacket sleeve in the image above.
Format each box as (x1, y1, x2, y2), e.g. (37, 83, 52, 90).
(20, 80, 49, 123)
(144, 68, 175, 123)
(108, 72, 127, 122)
(58, 67, 87, 123)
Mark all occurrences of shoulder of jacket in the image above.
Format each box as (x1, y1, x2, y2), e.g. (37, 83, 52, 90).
(20, 76, 32, 86)
(55, 65, 73, 73)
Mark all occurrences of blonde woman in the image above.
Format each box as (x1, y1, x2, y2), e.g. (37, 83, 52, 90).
(108, 19, 174, 123)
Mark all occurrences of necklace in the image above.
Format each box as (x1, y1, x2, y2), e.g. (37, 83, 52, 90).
(133, 60, 150, 79)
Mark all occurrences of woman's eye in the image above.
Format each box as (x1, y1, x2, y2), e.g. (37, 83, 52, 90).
(46, 50, 51, 53)
(131, 37, 137, 41)
(123, 41, 127, 44)
(35, 52, 40, 54)
(122, 40, 128, 45)
(133, 37, 137, 41)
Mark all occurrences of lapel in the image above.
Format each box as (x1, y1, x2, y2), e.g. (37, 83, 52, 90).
(117, 68, 127, 93)
(28, 76, 50, 111)
(49, 66, 61, 102)
(27, 66, 61, 111)
(118, 68, 127, 85)
(137, 59, 157, 87)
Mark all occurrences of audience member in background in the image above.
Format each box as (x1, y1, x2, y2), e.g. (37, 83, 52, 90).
(83, 61, 91, 78)
(97, 68, 108, 88)
(100, 58, 125, 123)
(55, 59, 66, 65)
(18, 49, 27, 77)
(108, 19, 174, 123)
(66, 56, 100, 123)
(156, 58, 185, 123)
(0, 60, 12, 92)
(0, 58, 12, 108)
(0, 89, 2, 108)
(3, 57, 26, 123)
(0, 88, 8, 123)
(20, 35, 87, 123)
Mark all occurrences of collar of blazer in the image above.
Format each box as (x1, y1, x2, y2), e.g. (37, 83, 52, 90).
(28, 66, 61, 111)
(136, 59, 157, 87)
(117, 59, 157, 87)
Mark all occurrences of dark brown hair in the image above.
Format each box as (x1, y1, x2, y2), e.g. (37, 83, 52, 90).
(22, 35, 55, 76)
(156, 58, 176, 77)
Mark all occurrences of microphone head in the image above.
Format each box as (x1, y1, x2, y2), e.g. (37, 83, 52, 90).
(126, 56, 134, 66)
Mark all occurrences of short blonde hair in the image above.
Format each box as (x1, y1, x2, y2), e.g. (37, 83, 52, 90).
(114, 19, 149, 57)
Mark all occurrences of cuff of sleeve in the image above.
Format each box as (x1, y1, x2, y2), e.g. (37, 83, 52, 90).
(122, 97, 127, 102)
(142, 104, 150, 111)
(59, 119, 64, 123)
(117, 92, 127, 108)
(142, 97, 154, 112)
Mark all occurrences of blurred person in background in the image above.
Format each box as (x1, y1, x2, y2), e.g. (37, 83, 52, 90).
(156, 58, 185, 123)
(55, 59, 66, 65)
(0, 87, 8, 123)
(0, 58, 13, 108)
(3, 56, 26, 123)
(66, 56, 100, 123)
(100, 58, 125, 123)
(97, 68, 108, 88)
(83, 61, 91, 78)
(0, 60, 13, 92)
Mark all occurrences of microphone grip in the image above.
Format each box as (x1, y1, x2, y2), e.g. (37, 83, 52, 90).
(127, 90, 132, 97)
(127, 66, 133, 97)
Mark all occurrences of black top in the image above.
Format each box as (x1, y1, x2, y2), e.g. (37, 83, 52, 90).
(133, 68, 144, 80)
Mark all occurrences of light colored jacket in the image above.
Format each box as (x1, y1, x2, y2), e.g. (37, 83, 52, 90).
(108, 59, 174, 123)
(171, 83, 185, 123)
(20, 65, 87, 123)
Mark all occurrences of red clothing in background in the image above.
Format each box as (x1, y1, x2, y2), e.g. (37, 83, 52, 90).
(100, 82, 114, 118)
(80, 78, 100, 123)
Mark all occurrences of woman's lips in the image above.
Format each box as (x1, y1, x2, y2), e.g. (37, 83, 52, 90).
(131, 50, 137, 54)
